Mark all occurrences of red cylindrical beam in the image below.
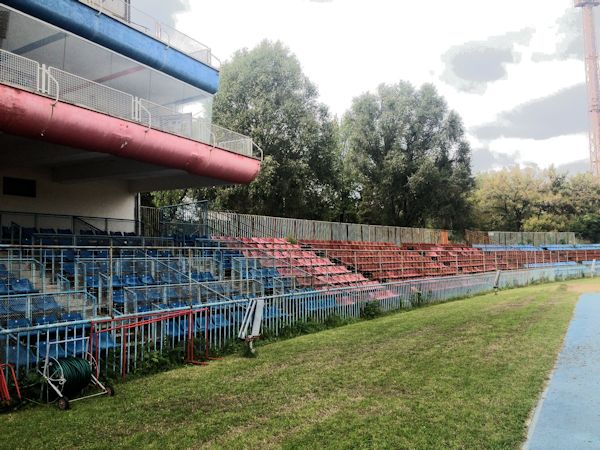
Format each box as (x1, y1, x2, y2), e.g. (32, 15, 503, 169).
(0, 84, 261, 184)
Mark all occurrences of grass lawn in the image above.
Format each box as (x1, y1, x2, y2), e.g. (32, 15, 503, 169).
(2, 279, 595, 449)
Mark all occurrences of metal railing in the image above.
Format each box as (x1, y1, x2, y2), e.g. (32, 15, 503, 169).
(48, 67, 134, 121)
(0, 49, 259, 160)
(78, 0, 220, 68)
(1, 264, 597, 379)
(206, 210, 445, 243)
(139, 99, 254, 157)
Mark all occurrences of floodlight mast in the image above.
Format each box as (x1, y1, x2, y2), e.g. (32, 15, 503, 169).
(575, 0, 600, 175)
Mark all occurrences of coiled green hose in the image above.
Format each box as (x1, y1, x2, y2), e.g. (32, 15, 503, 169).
(58, 357, 92, 395)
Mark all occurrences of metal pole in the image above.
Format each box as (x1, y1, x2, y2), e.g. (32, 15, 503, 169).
(576, 0, 600, 175)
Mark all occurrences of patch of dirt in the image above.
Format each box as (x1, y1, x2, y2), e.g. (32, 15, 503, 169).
(567, 282, 600, 294)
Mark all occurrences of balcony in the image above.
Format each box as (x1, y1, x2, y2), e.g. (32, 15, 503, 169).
(0, 48, 260, 160)
(78, 0, 219, 68)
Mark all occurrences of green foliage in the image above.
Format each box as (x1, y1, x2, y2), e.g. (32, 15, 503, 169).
(360, 301, 382, 319)
(572, 214, 600, 243)
(472, 168, 600, 236)
(342, 82, 474, 230)
(472, 167, 543, 231)
(148, 42, 475, 230)
(151, 190, 189, 208)
(137, 347, 183, 375)
(523, 214, 569, 232)
(197, 41, 343, 220)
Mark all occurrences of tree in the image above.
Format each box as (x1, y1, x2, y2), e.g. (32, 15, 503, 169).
(342, 82, 474, 229)
(197, 40, 342, 220)
(472, 167, 544, 231)
(472, 167, 600, 237)
(572, 214, 600, 243)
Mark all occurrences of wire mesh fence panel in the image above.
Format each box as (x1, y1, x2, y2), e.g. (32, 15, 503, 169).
(0, 291, 97, 329)
(211, 124, 253, 156)
(138, 99, 193, 138)
(0, 49, 39, 92)
(48, 67, 134, 120)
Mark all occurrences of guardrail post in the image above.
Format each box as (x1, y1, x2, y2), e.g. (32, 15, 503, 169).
(108, 246, 113, 317)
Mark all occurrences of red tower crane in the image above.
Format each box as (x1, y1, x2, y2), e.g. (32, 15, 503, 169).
(575, 0, 600, 175)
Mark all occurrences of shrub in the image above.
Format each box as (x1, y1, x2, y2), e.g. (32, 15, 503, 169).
(361, 301, 382, 320)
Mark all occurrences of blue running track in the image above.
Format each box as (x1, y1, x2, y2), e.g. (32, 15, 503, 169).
(525, 293, 600, 449)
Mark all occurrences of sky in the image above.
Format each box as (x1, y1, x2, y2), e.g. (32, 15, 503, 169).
(141, 0, 594, 174)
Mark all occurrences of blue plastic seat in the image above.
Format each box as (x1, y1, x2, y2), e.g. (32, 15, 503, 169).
(0, 281, 12, 295)
(165, 319, 189, 338)
(166, 287, 180, 300)
(10, 278, 38, 294)
(94, 333, 117, 351)
(131, 291, 149, 305)
(112, 290, 125, 305)
(0, 337, 36, 366)
(94, 250, 108, 259)
(203, 272, 216, 282)
(85, 276, 101, 289)
(6, 319, 36, 337)
(264, 307, 286, 319)
(111, 275, 124, 288)
(146, 288, 163, 303)
(160, 272, 181, 284)
(8, 299, 29, 314)
(32, 296, 61, 314)
(61, 250, 75, 262)
(190, 272, 203, 282)
(140, 274, 158, 285)
(168, 301, 188, 309)
(65, 338, 88, 355)
(211, 314, 230, 329)
(62, 262, 76, 276)
(37, 340, 66, 359)
(195, 316, 216, 332)
(7, 318, 32, 329)
(34, 315, 58, 326)
(62, 313, 90, 333)
(124, 274, 142, 287)
(93, 262, 108, 273)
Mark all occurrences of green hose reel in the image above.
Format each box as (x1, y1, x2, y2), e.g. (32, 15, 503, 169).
(41, 355, 114, 410)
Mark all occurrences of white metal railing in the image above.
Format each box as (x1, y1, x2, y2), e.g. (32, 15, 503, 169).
(0, 48, 260, 160)
(139, 99, 254, 157)
(78, 0, 220, 69)
(0, 49, 39, 92)
(48, 66, 134, 120)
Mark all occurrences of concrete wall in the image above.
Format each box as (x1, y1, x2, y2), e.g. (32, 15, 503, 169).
(0, 167, 135, 231)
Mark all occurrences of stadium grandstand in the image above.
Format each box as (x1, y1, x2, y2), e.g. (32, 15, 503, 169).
(0, 0, 599, 384)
